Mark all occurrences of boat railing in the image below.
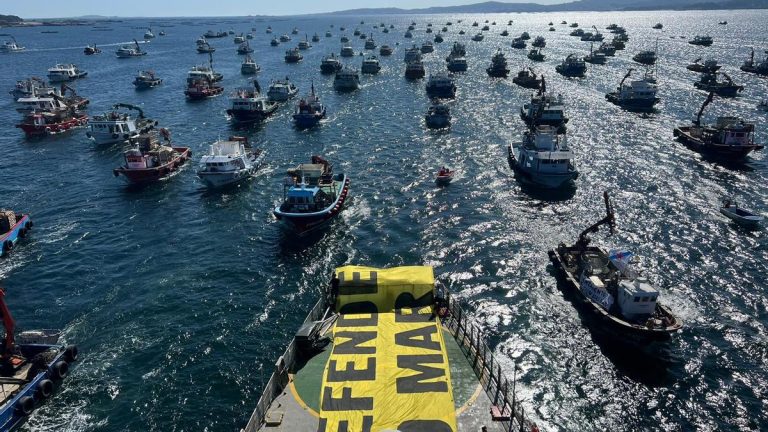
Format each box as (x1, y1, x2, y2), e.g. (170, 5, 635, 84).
(444, 291, 539, 432)
(241, 297, 328, 432)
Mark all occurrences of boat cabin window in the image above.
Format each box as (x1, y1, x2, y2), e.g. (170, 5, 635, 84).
(642, 296, 649, 302)
(634, 296, 640, 302)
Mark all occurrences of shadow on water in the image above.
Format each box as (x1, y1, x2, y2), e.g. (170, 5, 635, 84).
(546, 263, 680, 388)
(519, 182, 577, 202)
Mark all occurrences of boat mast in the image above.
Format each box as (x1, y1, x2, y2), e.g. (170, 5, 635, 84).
(619, 68, 633, 88)
(694, 92, 714, 126)
(576, 191, 615, 250)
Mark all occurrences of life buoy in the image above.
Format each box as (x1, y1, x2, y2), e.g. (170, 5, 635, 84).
(37, 379, 53, 398)
(64, 345, 78, 362)
(16, 396, 34, 416)
(52, 360, 68, 380)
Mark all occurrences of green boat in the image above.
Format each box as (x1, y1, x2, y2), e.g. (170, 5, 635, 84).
(242, 265, 539, 432)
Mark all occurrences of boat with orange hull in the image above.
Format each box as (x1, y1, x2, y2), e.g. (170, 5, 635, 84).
(113, 130, 191, 184)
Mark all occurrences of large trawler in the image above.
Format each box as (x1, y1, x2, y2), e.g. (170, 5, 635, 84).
(508, 126, 578, 188)
(226, 81, 278, 123)
(520, 79, 568, 132)
(273, 156, 349, 234)
(241, 265, 539, 432)
(549, 192, 682, 343)
(86, 103, 156, 146)
(197, 136, 264, 188)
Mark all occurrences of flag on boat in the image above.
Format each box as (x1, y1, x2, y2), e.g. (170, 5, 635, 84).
(608, 249, 633, 272)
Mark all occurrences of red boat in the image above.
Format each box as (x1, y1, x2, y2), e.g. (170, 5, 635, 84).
(435, 166, 454, 185)
(15, 111, 88, 138)
(184, 78, 223, 100)
(113, 129, 191, 184)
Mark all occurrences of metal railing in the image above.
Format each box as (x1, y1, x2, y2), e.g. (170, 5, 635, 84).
(444, 292, 539, 432)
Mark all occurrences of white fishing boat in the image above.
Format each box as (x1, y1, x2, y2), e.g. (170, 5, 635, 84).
(47, 64, 88, 83)
(241, 54, 260, 75)
(508, 126, 578, 188)
(360, 56, 381, 74)
(197, 137, 265, 188)
(86, 103, 156, 146)
(267, 79, 298, 102)
(144, 28, 155, 39)
(333, 67, 360, 91)
(720, 199, 763, 227)
(1, 37, 25, 52)
(116, 40, 147, 58)
(226, 81, 278, 122)
(340, 43, 355, 57)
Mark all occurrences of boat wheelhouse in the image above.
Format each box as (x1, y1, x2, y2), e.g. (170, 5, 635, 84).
(508, 126, 578, 188)
(197, 136, 265, 188)
(133, 70, 163, 89)
(116, 40, 147, 58)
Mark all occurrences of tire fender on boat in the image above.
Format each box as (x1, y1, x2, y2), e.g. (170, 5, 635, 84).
(3, 240, 13, 252)
(112, 133, 119, 139)
(16, 396, 34, 416)
(64, 345, 78, 362)
(52, 360, 68, 380)
(18, 227, 26, 238)
(27, 220, 33, 229)
(44, 127, 51, 134)
(85, 131, 92, 138)
(37, 379, 54, 399)
(113, 169, 120, 177)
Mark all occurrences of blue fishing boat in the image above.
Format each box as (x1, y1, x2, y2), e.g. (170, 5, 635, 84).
(0, 211, 32, 257)
(292, 84, 326, 129)
(0, 289, 78, 430)
(273, 156, 350, 235)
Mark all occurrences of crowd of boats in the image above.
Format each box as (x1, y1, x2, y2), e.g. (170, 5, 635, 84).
(2, 15, 767, 432)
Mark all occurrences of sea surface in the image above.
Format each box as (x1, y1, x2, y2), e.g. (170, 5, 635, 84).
(1, 9, 767, 432)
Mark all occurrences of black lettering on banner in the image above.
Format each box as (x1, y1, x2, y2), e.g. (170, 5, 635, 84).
(321, 386, 374, 411)
(327, 357, 376, 382)
(398, 420, 454, 432)
(334, 331, 377, 355)
(318, 416, 373, 432)
(337, 271, 378, 295)
(396, 354, 448, 394)
(395, 308, 432, 323)
(395, 325, 441, 351)
(337, 313, 378, 328)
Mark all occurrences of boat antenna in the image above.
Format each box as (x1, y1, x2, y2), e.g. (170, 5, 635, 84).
(209, 51, 214, 70)
(694, 92, 714, 126)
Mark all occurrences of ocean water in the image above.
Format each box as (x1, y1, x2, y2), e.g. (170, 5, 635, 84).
(1, 9, 767, 432)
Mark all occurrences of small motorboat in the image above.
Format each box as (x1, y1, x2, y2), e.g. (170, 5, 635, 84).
(133, 70, 163, 89)
(84, 44, 101, 55)
(144, 28, 155, 39)
(113, 129, 191, 184)
(720, 199, 763, 227)
(47, 64, 88, 83)
(0, 36, 25, 52)
(435, 167, 453, 185)
(116, 39, 147, 58)
(279, 34, 291, 42)
(270, 38, 279, 47)
(0, 210, 32, 256)
(425, 103, 451, 129)
(197, 136, 265, 188)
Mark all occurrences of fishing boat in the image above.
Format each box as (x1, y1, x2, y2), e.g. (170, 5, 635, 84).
(273, 155, 350, 234)
(425, 73, 456, 98)
(0, 211, 32, 256)
(694, 72, 743, 97)
(197, 136, 265, 188)
(196, 39, 215, 53)
(598, 42, 616, 56)
(501, 29, 509, 36)
(47, 64, 88, 83)
(689, 35, 713, 46)
(520, 79, 568, 132)
(548, 192, 683, 343)
(653, 23, 663, 29)
(0, 288, 78, 432)
(184, 77, 223, 100)
(267, 79, 298, 102)
(360, 56, 381, 74)
(584, 44, 607, 64)
(720, 199, 763, 227)
(340, 34, 350, 43)
(527, 48, 545, 62)
(674, 92, 763, 160)
(606, 69, 660, 112)
(132, 70, 162, 89)
(14, 84, 88, 114)
(204, 30, 227, 38)
(584, 26, 604, 41)
(320, 54, 343, 74)
(687, 58, 720, 73)
(513, 68, 542, 89)
(86, 103, 156, 145)
(365, 35, 376, 50)
(241, 54, 260, 75)
(298, 37, 312, 50)
(340, 43, 355, 57)
(425, 102, 451, 129)
(632, 50, 657, 65)
(279, 34, 291, 42)
(266, 26, 273, 34)
(379, 44, 394, 56)
(15, 108, 88, 138)
(570, 28, 584, 37)
(188, 53, 223, 82)
(334, 67, 360, 91)
(405, 60, 426, 79)
(404, 30, 413, 38)
(404, 45, 421, 63)
(446, 55, 468, 73)
(233, 33, 245, 44)
(434, 33, 444, 43)
(284, 47, 303, 63)
(9, 77, 54, 100)
(556, 54, 586, 77)
(435, 167, 454, 185)
(532, 36, 546, 48)
(471, 32, 484, 42)
(511, 37, 527, 49)
(292, 27, 299, 35)
(0, 37, 25, 52)
(293, 84, 326, 129)
(486, 49, 510, 77)
(312, 33, 320, 42)
(113, 129, 191, 184)
(270, 38, 279, 47)
(325, 30, 332, 38)
(570, 22, 579, 27)
(611, 37, 626, 50)
(241, 264, 539, 432)
(226, 81, 278, 122)
(83, 44, 101, 55)
(144, 28, 155, 39)
(740, 48, 768, 75)
(237, 41, 254, 54)
(116, 40, 147, 58)
(508, 125, 578, 188)
(421, 41, 434, 53)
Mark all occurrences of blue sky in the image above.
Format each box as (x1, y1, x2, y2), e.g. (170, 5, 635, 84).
(7, 0, 565, 19)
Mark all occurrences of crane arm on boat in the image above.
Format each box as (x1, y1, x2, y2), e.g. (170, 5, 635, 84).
(0, 289, 16, 362)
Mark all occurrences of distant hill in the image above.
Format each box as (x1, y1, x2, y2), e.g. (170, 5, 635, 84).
(0, 14, 23, 25)
(322, 0, 768, 15)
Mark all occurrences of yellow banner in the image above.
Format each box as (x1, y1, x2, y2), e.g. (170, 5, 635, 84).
(334, 265, 435, 313)
(318, 306, 456, 432)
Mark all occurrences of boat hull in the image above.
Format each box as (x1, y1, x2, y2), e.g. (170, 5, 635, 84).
(507, 145, 578, 188)
(15, 114, 89, 138)
(1, 214, 32, 257)
(673, 127, 763, 160)
(293, 112, 325, 129)
(227, 106, 278, 122)
(512, 77, 541, 89)
(113, 147, 191, 184)
(606, 93, 659, 112)
(273, 175, 350, 235)
(185, 87, 224, 100)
